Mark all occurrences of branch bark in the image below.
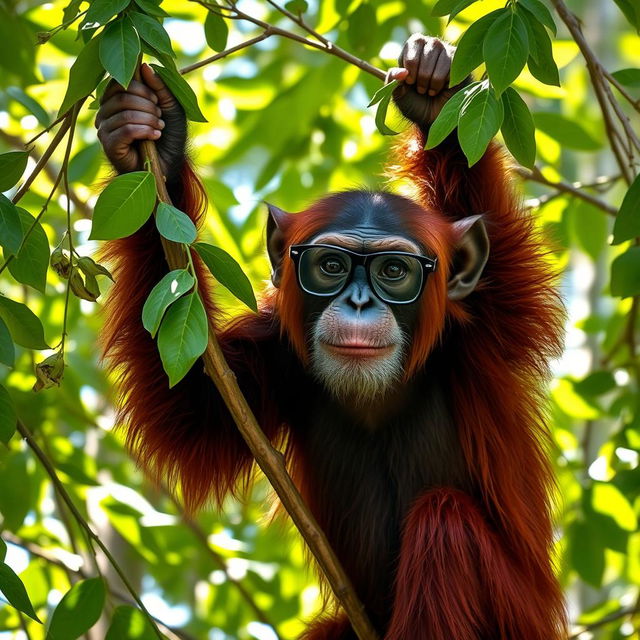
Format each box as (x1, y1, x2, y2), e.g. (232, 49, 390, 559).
(136, 99, 378, 640)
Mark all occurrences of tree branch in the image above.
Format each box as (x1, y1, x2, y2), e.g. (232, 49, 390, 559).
(569, 603, 640, 639)
(135, 75, 378, 639)
(16, 420, 164, 640)
(516, 166, 618, 215)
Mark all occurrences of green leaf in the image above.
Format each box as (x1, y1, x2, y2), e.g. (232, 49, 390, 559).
(68, 143, 103, 184)
(569, 519, 605, 587)
(0, 451, 31, 531)
(90, 171, 157, 240)
(458, 84, 504, 166)
(613, 172, 640, 244)
(6, 87, 50, 128)
(450, 10, 505, 86)
(520, 7, 560, 87)
(500, 87, 536, 168)
(0, 152, 29, 192)
(0, 8, 40, 85)
(374, 91, 399, 136)
(519, 0, 557, 35)
(194, 242, 258, 312)
(59, 34, 106, 116)
(567, 199, 607, 260)
(133, 0, 169, 17)
(0, 538, 5, 562)
(155, 202, 197, 244)
(611, 247, 640, 297)
(432, 0, 475, 16)
(0, 562, 41, 622)
(204, 12, 229, 52)
(85, 0, 131, 25)
(0, 318, 14, 367)
(611, 68, 640, 87)
(483, 9, 529, 96)
(426, 82, 482, 149)
(0, 194, 23, 256)
(0, 297, 49, 349)
(0, 384, 17, 445)
(347, 4, 377, 58)
(367, 80, 397, 108)
(611, 0, 640, 32)
(592, 482, 637, 532)
(99, 16, 141, 88)
(533, 112, 600, 150)
(149, 64, 207, 122)
(5, 208, 50, 293)
(573, 371, 616, 397)
(130, 12, 175, 57)
(106, 606, 157, 640)
(157, 292, 208, 387)
(142, 269, 195, 337)
(285, 0, 308, 13)
(47, 578, 106, 640)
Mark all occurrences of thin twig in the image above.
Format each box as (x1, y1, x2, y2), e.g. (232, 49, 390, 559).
(16, 421, 164, 640)
(0, 128, 91, 218)
(133, 64, 378, 639)
(180, 30, 273, 74)
(569, 603, 640, 638)
(516, 166, 618, 215)
(1, 533, 194, 640)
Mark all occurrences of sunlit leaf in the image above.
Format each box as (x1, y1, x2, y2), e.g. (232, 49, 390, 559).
(204, 12, 229, 52)
(155, 202, 197, 244)
(0, 318, 14, 367)
(367, 80, 397, 107)
(450, 10, 504, 86)
(5, 208, 50, 293)
(592, 483, 637, 531)
(106, 606, 156, 639)
(612, 171, 640, 244)
(431, 0, 474, 17)
(194, 242, 258, 312)
(133, 0, 169, 17)
(500, 87, 536, 168)
(150, 64, 207, 122)
(0, 562, 41, 622)
(6, 87, 49, 128)
(519, 0, 557, 35)
(59, 34, 105, 116)
(533, 112, 601, 150)
(84, 0, 131, 26)
(0, 296, 49, 349)
(373, 91, 399, 136)
(0, 384, 16, 444)
(142, 269, 195, 337)
(0, 151, 29, 192)
(0, 194, 23, 256)
(99, 16, 141, 88)
(157, 291, 208, 387)
(426, 82, 480, 148)
(47, 578, 106, 640)
(611, 68, 640, 87)
(483, 10, 529, 96)
(521, 7, 560, 87)
(130, 11, 174, 57)
(611, 247, 640, 297)
(90, 171, 156, 240)
(458, 83, 504, 166)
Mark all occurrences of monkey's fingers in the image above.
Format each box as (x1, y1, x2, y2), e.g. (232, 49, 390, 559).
(416, 39, 445, 96)
(140, 63, 179, 113)
(399, 34, 425, 86)
(96, 94, 162, 129)
(97, 122, 162, 173)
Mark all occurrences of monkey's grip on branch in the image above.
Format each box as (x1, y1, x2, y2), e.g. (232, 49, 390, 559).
(134, 90, 378, 640)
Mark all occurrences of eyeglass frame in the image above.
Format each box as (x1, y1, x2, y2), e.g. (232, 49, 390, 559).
(288, 243, 438, 305)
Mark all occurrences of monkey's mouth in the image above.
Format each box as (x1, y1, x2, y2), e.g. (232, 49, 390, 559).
(321, 342, 396, 358)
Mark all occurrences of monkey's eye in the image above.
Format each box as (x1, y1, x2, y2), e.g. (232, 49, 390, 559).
(379, 259, 407, 280)
(320, 257, 348, 276)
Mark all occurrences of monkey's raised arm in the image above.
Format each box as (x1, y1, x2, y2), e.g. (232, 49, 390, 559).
(96, 67, 291, 512)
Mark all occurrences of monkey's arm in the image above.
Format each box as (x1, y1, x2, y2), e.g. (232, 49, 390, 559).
(97, 68, 291, 512)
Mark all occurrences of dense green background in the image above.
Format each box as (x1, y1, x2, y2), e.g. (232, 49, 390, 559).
(0, 0, 639, 638)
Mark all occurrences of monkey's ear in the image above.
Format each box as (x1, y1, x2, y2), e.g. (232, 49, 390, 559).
(266, 203, 293, 288)
(447, 215, 490, 301)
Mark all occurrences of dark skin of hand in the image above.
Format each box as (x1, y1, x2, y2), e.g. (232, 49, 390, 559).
(96, 36, 463, 177)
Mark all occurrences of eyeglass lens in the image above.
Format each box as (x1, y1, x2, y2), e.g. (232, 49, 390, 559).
(298, 247, 424, 303)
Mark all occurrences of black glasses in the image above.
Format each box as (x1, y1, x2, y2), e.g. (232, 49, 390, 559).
(289, 244, 437, 305)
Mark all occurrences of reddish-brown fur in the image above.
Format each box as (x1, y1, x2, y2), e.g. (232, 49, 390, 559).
(101, 127, 567, 638)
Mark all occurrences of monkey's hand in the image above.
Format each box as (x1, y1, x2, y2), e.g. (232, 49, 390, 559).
(388, 35, 467, 131)
(96, 63, 186, 179)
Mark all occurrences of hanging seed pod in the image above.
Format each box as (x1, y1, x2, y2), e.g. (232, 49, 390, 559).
(33, 351, 65, 392)
(50, 246, 72, 279)
(69, 270, 99, 302)
(77, 256, 114, 281)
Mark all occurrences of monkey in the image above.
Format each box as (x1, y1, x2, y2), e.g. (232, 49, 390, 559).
(96, 35, 567, 639)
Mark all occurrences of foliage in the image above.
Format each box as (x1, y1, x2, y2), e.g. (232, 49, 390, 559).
(0, 0, 639, 638)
